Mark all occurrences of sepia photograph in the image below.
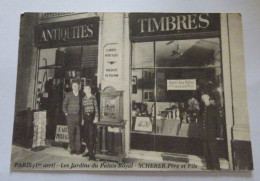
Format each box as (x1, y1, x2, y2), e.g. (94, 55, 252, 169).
(10, 12, 253, 171)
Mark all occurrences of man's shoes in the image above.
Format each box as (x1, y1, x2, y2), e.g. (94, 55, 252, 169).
(89, 156, 96, 161)
(70, 150, 76, 155)
(83, 152, 90, 157)
(76, 151, 81, 155)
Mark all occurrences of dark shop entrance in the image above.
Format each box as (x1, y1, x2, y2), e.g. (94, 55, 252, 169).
(34, 17, 100, 140)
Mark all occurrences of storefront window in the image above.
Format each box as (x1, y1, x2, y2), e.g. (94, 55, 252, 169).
(131, 69, 155, 133)
(131, 38, 224, 139)
(132, 42, 154, 68)
(155, 39, 221, 67)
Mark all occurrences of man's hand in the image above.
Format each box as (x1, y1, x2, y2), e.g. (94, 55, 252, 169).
(81, 119, 84, 126)
(65, 113, 68, 116)
(93, 118, 98, 124)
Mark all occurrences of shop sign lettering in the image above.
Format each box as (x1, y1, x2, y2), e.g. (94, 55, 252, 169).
(138, 14, 210, 33)
(103, 43, 121, 81)
(35, 17, 99, 48)
(129, 13, 220, 40)
(55, 125, 69, 143)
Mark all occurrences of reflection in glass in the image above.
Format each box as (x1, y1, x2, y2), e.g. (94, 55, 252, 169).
(155, 38, 221, 67)
(132, 42, 154, 68)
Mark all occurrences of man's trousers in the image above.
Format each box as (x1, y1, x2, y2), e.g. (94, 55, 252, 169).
(203, 140, 220, 170)
(66, 114, 81, 153)
(83, 114, 97, 158)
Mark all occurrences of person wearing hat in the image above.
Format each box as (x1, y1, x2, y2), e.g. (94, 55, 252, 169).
(62, 81, 81, 155)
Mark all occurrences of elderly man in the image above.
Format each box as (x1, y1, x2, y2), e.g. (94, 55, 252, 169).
(62, 82, 81, 155)
(201, 94, 221, 170)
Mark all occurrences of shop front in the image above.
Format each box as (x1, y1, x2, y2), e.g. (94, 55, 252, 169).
(34, 13, 100, 140)
(30, 13, 230, 161)
(128, 13, 228, 161)
(12, 12, 253, 170)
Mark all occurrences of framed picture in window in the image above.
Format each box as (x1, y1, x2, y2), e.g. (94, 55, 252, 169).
(134, 116, 153, 132)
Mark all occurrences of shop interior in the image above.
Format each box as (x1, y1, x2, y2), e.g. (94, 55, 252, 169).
(37, 45, 99, 140)
(131, 38, 228, 157)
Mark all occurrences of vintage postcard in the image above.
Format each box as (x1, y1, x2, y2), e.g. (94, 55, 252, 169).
(11, 12, 253, 171)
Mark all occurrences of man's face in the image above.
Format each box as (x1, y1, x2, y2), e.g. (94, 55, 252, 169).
(202, 94, 211, 106)
(83, 86, 91, 95)
(72, 83, 79, 91)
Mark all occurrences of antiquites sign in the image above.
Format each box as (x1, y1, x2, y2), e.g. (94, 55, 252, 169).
(35, 17, 99, 48)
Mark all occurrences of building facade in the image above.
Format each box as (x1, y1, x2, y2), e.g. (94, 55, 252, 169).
(13, 12, 253, 170)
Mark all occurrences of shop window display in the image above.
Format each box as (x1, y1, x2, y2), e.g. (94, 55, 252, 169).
(131, 38, 225, 139)
(131, 69, 155, 133)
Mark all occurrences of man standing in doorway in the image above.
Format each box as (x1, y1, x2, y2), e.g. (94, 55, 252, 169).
(201, 94, 221, 170)
(62, 81, 81, 155)
(82, 85, 99, 161)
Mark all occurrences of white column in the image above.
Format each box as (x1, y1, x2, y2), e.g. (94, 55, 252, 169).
(101, 13, 125, 91)
(100, 13, 131, 153)
(220, 13, 234, 169)
(228, 14, 251, 141)
(97, 13, 104, 87)
(122, 13, 131, 153)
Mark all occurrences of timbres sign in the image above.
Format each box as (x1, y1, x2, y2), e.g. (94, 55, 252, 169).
(129, 13, 220, 41)
(35, 17, 99, 48)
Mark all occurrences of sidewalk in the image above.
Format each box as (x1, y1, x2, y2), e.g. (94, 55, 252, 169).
(10, 145, 229, 171)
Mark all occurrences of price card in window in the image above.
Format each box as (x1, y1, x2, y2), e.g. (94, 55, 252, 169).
(167, 79, 196, 90)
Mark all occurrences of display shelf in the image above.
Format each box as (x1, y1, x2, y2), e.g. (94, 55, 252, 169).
(38, 65, 62, 69)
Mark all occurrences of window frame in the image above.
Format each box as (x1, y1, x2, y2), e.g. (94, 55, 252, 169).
(130, 38, 224, 137)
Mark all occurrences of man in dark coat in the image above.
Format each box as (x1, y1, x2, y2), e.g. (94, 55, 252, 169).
(201, 94, 221, 170)
(62, 82, 81, 155)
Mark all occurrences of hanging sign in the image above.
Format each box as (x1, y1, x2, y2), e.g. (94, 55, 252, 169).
(103, 43, 122, 81)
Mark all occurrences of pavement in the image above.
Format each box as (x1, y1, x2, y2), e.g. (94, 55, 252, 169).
(10, 145, 230, 171)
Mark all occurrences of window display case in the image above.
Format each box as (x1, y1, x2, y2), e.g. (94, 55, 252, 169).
(100, 86, 124, 122)
(96, 86, 126, 162)
(131, 38, 225, 153)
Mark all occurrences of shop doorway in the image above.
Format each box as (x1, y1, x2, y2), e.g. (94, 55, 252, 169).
(37, 45, 99, 140)
(130, 38, 228, 160)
